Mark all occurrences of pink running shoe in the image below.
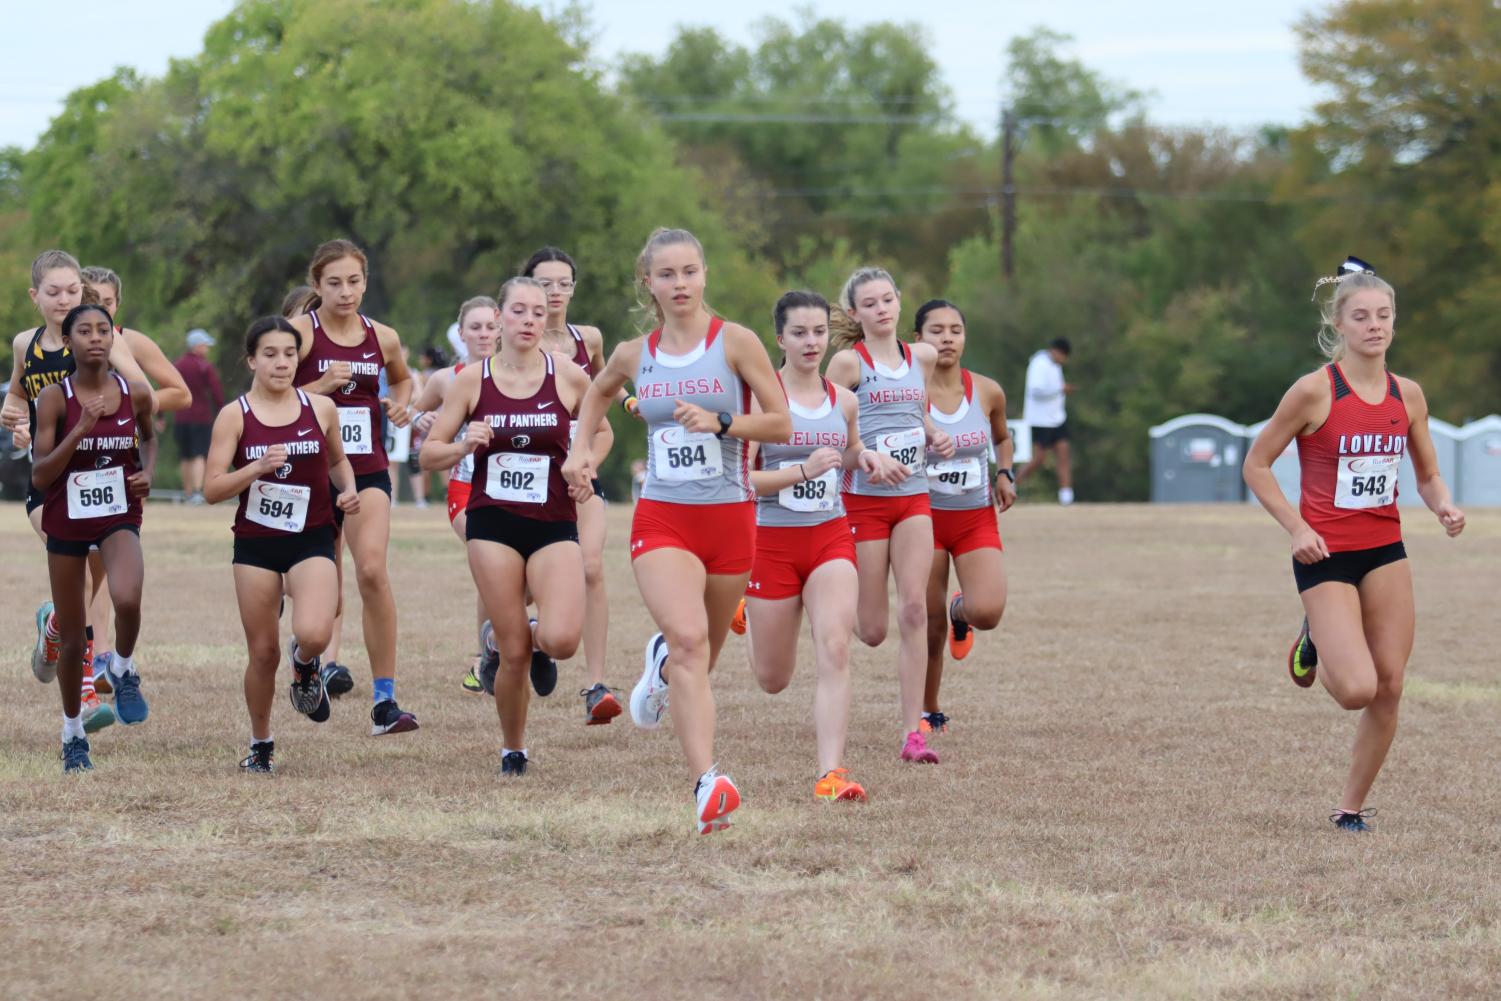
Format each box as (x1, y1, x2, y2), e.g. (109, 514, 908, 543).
(900, 730, 939, 764)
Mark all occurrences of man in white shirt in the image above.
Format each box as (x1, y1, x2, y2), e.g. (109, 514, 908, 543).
(1018, 337, 1076, 504)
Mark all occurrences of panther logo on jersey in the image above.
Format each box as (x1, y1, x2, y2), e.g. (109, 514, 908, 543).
(275, 463, 294, 480)
(340, 381, 357, 396)
(94, 456, 112, 470)
(510, 434, 531, 449)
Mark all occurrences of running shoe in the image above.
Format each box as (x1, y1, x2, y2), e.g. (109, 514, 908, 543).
(370, 699, 419, 736)
(581, 683, 623, 725)
(62, 736, 92, 774)
(900, 730, 940, 764)
(92, 650, 113, 695)
(321, 661, 355, 698)
(81, 693, 116, 734)
(528, 618, 557, 697)
(695, 767, 740, 835)
(288, 642, 326, 717)
(106, 662, 149, 725)
(478, 649, 499, 697)
(730, 598, 747, 636)
(500, 750, 528, 777)
(239, 741, 275, 774)
(814, 768, 868, 803)
(948, 591, 974, 660)
(919, 711, 949, 736)
(31, 601, 57, 683)
(461, 664, 484, 695)
(308, 683, 331, 724)
(1288, 617, 1318, 688)
(1331, 809, 1375, 832)
(630, 633, 670, 729)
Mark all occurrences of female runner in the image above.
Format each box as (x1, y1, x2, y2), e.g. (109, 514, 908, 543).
(4, 252, 149, 731)
(743, 291, 907, 802)
(525, 247, 622, 723)
(80, 265, 191, 691)
(564, 228, 790, 834)
(30, 304, 155, 771)
(824, 267, 953, 765)
(290, 239, 417, 735)
(422, 278, 592, 775)
(411, 296, 499, 693)
(1244, 258, 1464, 831)
(914, 300, 1015, 734)
(202, 317, 360, 773)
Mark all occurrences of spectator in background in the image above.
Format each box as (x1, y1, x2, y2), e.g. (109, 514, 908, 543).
(446, 320, 466, 364)
(1017, 336, 1076, 505)
(173, 328, 224, 504)
(405, 346, 444, 508)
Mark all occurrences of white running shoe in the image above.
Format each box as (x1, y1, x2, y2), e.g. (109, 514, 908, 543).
(630, 632, 670, 729)
(695, 766, 740, 835)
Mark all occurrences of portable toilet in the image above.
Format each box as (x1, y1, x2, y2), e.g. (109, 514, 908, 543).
(1150, 414, 1247, 502)
(1455, 416, 1501, 507)
(1396, 417, 1458, 507)
(1007, 420, 1033, 467)
(1244, 419, 1301, 504)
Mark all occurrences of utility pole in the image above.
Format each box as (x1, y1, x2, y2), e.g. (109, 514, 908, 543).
(1001, 108, 1017, 281)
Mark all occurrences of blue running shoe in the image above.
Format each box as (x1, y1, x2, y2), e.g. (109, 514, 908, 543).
(1331, 809, 1375, 832)
(62, 736, 93, 773)
(92, 651, 114, 695)
(107, 663, 149, 725)
(32, 600, 57, 683)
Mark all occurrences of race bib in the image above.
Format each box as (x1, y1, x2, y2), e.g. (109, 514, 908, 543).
(877, 427, 926, 474)
(485, 452, 549, 504)
(1335, 454, 1399, 509)
(67, 467, 127, 520)
(777, 460, 838, 513)
(337, 406, 373, 455)
(246, 480, 311, 533)
(652, 427, 723, 481)
(929, 457, 983, 496)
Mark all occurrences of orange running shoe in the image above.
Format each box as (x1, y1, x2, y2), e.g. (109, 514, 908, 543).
(814, 768, 867, 803)
(947, 591, 974, 660)
(730, 597, 747, 635)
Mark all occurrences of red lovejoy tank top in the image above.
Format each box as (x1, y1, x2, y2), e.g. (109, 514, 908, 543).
(43, 374, 143, 541)
(231, 390, 334, 538)
(293, 311, 386, 475)
(1296, 363, 1408, 553)
(467, 355, 575, 522)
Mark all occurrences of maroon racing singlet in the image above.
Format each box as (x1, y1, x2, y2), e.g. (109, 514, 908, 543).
(231, 390, 335, 538)
(467, 354, 575, 523)
(567, 324, 593, 376)
(293, 310, 386, 476)
(42, 374, 142, 542)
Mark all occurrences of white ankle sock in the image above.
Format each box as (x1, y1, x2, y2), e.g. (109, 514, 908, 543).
(62, 714, 84, 740)
(110, 652, 135, 676)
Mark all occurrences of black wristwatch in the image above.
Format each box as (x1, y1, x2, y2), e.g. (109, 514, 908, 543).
(997, 467, 1015, 483)
(715, 411, 733, 438)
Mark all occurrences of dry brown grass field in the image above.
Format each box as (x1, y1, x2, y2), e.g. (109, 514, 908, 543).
(2, 500, 1499, 1000)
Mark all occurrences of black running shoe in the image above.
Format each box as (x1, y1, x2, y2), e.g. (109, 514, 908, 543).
(371, 699, 419, 736)
(1331, 808, 1375, 832)
(289, 643, 327, 717)
(921, 710, 950, 735)
(530, 648, 558, 697)
(239, 740, 275, 774)
(500, 750, 528, 777)
(62, 736, 93, 774)
(309, 684, 331, 723)
(1289, 618, 1318, 688)
(321, 661, 355, 698)
(478, 648, 499, 696)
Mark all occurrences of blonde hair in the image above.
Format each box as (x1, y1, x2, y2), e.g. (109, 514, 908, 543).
(31, 250, 81, 288)
(1314, 271, 1395, 362)
(830, 266, 898, 351)
(496, 276, 544, 309)
(634, 227, 706, 329)
(458, 294, 498, 325)
(81, 266, 121, 300)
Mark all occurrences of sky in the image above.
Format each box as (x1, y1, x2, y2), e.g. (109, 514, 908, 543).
(0, 0, 1330, 150)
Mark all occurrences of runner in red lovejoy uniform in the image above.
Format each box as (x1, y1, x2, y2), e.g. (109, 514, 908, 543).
(1244, 257, 1465, 832)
